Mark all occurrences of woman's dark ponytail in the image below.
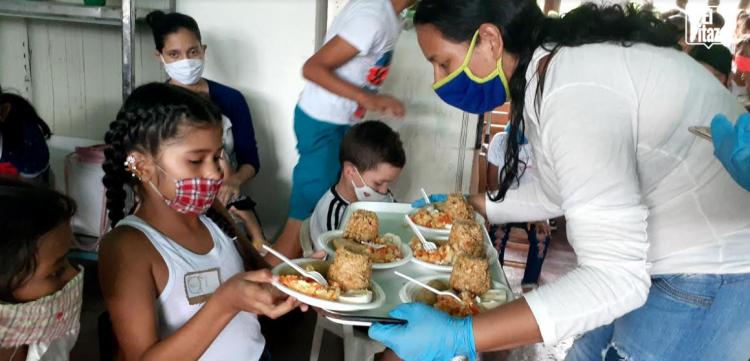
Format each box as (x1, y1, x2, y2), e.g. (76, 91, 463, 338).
(102, 116, 133, 226)
(415, 0, 677, 202)
(145, 10, 202, 52)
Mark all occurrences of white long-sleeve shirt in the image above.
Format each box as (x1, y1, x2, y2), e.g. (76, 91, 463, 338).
(486, 43, 750, 345)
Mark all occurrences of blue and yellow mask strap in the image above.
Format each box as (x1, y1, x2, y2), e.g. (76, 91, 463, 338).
(432, 30, 511, 98)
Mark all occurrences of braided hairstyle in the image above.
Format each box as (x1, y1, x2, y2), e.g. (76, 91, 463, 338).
(102, 83, 266, 270)
(102, 82, 220, 225)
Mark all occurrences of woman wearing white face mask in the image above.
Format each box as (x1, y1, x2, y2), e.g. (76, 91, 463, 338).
(146, 11, 267, 248)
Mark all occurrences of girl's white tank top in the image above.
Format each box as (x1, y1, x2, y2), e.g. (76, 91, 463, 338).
(117, 215, 265, 361)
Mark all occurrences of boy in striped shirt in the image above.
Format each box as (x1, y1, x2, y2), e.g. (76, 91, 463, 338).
(309, 120, 405, 248)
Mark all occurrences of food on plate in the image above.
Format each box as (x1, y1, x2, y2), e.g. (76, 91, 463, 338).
(412, 280, 487, 317)
(410, 237, 454, 265)
(435, 291, 481, 317)
(414, 279, 449, 305)
(343, 209, 379, 242)
(448, 220, 485, 258)
(410, 253, 499, 317)
(410, 219, 485, 266)
(409, 193, 474, 229)
(278, 257, 374, 304)
(279, 274, 340, 301)
(450, 255, 491, 295)
(333, 233, 403, 264)
(328, 247, 372, 292)
(441, 193, 474, 221)
(368, 234, 404, 263)
(332, 211, 404, 264)
(410, 207, 452, 229)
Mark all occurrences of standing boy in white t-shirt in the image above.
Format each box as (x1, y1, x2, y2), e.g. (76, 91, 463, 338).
(273, 0, 416, 261)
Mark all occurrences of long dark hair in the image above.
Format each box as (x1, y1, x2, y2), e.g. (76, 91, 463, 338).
(0, 93, 52, 156)
(145, 10, 202, 52)
(414, 0, 676, 201)
(0, 178, 76, 302)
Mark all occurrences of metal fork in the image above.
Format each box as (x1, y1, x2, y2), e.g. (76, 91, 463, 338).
(263, 245, 329, 287)
(404, 214, 438, 252)
(394, 271, 464, 305)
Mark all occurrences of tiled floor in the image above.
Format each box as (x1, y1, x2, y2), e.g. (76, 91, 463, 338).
(71, 222, 577, 361)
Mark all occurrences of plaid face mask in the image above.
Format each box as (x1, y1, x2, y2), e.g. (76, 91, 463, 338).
(0, 267, 83, 348)
(149, 165, 223, 216)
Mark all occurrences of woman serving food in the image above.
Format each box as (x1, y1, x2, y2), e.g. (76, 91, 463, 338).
(369, 0, 750, 360)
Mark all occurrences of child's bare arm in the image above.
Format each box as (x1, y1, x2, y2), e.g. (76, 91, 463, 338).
(303, 36, 404, 118)
(99, 228, 293, 361)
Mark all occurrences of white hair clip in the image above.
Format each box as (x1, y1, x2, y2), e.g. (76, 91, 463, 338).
(124, 155, 137, 177)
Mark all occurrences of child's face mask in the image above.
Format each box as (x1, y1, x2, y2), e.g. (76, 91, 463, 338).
(148, 165, 223, 216)
(0, 267, 83, 349)
(351, 168, 393, 202)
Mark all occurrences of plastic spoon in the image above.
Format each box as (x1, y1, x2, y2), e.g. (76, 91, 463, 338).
(395, 271, 463, 305)
(262, 245, 329, 287)
(404, 214, 438, 252)
(420, 188, 435, 211)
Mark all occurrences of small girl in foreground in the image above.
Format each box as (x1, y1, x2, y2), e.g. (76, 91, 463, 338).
(0, 178, 82, 361)
(99, 83, 298, 361)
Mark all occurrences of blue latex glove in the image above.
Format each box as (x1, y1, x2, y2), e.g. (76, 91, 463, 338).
(410, 193, 448, 208)
(711, 113, 750, 191)
(369, 303, 477, 361)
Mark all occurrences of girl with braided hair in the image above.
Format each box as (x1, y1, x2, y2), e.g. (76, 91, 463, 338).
(99, 83, 300, 361)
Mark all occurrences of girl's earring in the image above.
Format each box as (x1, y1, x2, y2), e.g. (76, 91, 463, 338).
(124, 155, 143, 180)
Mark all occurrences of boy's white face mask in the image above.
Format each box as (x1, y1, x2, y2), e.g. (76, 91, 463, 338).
(351, 168, 392, 202)
(162, 56, 204, 85)
(0, 267, 83, 359)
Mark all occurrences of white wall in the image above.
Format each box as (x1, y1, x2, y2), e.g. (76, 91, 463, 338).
(375, 29, 475, 200)
(0, 17, 164, 140)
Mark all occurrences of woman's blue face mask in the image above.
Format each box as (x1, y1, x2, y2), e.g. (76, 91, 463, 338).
(432, 31, 511, 114)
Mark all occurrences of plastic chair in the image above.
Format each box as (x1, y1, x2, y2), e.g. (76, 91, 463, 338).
(308, 314, 385, 361)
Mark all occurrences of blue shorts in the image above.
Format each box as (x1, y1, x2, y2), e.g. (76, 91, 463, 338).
(289, 106, 350, 220)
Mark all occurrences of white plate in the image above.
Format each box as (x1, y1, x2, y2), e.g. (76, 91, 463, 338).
(271, 258, 386, 312)
(317, 230, 413, 270)
(407, 208, 452, 239)
(399, 275, 511, 311)
(407, 208, 488, 240)
(410, 243, 499, 273)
